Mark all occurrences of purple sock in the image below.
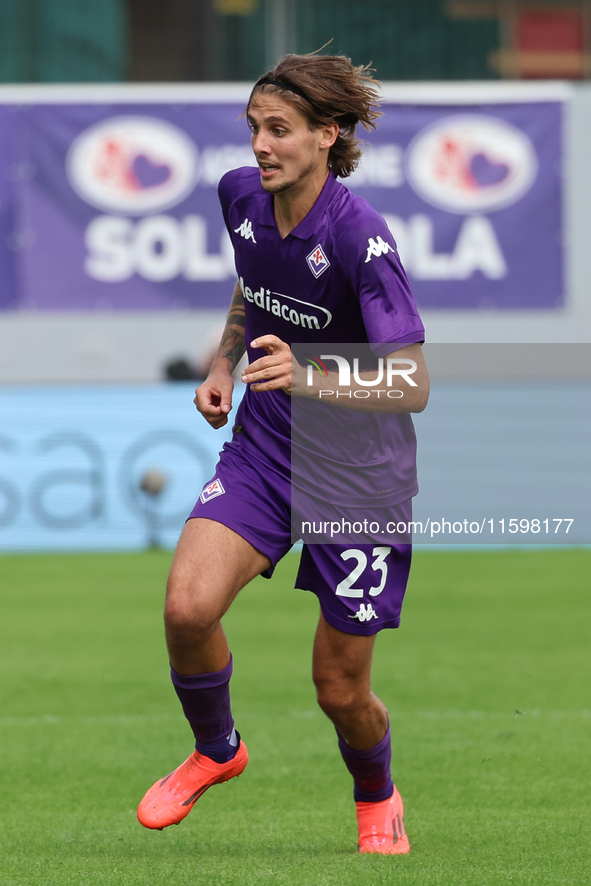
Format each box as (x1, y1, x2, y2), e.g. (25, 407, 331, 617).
(171, 656, 238, 764)
(337, 724, 394, 803)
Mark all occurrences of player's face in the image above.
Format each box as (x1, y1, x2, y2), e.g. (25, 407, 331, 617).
(247, 93, 336, 196)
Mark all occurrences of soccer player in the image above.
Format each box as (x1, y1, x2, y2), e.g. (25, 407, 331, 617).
(137, 51, 429, 855)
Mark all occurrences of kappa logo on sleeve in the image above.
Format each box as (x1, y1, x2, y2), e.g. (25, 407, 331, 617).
(306, 244, 330, 278)
(200, 478, 226, 503)
(365, 235, 394, 263)
(234, 218, 257, 243)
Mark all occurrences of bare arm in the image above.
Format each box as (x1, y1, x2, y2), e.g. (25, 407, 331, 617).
(217, 281, 247, 372)
(194, 281, 246, 428)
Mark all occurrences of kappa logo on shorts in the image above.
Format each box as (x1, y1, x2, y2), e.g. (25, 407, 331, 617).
(306, 244, 330, 278)
(350, 602, 379, 623)
(200, 478, 226, 503)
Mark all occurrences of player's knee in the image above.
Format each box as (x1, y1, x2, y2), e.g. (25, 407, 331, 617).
(313, 677, 362, 720)
(163, 595, 220, 642)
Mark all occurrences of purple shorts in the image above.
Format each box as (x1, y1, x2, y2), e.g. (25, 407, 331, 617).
(189, 446, 412, 636)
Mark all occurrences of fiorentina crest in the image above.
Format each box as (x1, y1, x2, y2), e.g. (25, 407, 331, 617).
(200, 478, 225, 503)
(306, 244, 330, 278)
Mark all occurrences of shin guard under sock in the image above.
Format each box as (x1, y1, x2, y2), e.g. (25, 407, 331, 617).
(337, 724, 394, 803)
(171, 656, 237, 764)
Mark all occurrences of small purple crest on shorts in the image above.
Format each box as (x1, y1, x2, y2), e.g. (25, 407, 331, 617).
(200, 478, 226, 503)
(306, 244, 330, 278)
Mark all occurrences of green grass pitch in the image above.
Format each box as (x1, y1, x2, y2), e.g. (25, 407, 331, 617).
(0, 547, 590, 886)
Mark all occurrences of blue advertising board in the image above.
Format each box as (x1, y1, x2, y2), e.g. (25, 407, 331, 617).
(1, 380, 589, 551)
(0, 383, 238, 551)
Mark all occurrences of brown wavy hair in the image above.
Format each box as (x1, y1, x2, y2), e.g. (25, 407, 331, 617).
(247, 52, 382, 179)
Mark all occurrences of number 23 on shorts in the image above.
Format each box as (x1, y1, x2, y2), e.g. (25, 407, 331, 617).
(335, 546, 391, 598)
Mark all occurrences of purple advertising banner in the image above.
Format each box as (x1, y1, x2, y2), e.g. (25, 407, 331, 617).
(0, 95, 563, 311)
(0, 105, 17, 310)
(16, 104, 254, 310)
(348, 102, 563, 310)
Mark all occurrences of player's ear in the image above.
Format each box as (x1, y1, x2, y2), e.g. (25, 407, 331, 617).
(319, 123, 339, 150)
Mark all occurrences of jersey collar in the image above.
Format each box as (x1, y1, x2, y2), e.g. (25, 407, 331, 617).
(259, 170, 339, 240)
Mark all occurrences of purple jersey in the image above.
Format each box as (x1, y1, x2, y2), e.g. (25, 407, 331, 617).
(219, 167, 425, 506)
